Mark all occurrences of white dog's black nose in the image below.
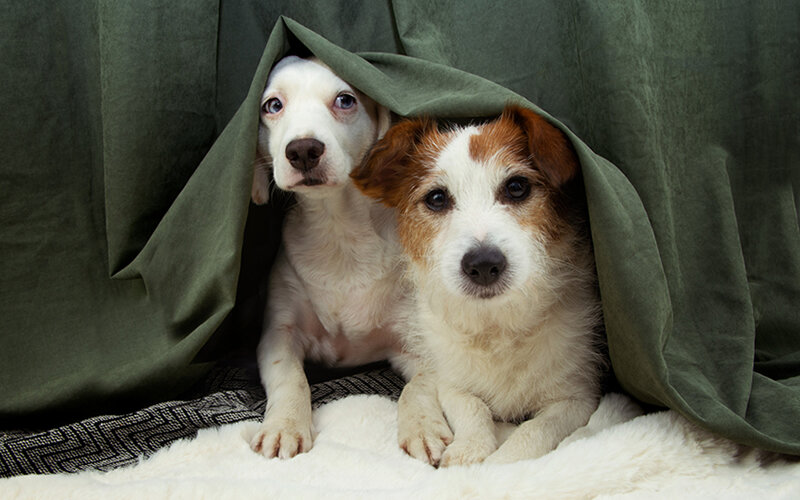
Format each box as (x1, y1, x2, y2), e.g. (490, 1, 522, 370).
(461, 245, 507, 287)
(286, 138, 325, 172)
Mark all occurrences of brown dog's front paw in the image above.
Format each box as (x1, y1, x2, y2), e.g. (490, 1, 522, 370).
(439, 435, 495, 467)
(250, 419, 313, 459)
(399, 418, 453, 467)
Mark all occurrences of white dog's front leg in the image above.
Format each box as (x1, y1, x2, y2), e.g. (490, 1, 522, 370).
(438, 384, 496, 467)
(486, 397, 597, 464)
(397, 371, 453, 466)
(250, 325, 313, 459)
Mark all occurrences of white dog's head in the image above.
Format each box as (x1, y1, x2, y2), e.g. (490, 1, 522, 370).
(251, 56, 391, 204)
(352, 105, 584, 308)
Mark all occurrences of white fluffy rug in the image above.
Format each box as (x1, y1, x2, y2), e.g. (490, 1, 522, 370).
(4, 393, 800, 499)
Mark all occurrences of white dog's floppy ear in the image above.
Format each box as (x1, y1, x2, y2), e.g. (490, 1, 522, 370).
(251, 126, 271, 205)
(251, 164, 270, 205)
(376, 104, 392, 140)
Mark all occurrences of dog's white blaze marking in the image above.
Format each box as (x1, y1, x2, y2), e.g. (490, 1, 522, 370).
(426, 129, 535, 298)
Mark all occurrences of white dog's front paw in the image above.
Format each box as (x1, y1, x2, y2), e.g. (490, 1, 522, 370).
(250, 418, 313, 459)
(439, 435, 496, 467)
(398, 413, 454, 466)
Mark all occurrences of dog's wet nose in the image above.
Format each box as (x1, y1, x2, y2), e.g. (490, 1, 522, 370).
(286, 138, 325, 172)
(461, 245, 507, 287)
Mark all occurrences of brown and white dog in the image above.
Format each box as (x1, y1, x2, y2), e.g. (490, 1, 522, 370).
(352, 105, 604, 466)
(249, 56, 447, 459)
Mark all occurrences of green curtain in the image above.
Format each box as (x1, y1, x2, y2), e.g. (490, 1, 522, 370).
(1, 1, 798, 454)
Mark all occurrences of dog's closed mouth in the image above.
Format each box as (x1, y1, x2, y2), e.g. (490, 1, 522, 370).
(291, 176, 328, 188)
(461, 281, 510, 300)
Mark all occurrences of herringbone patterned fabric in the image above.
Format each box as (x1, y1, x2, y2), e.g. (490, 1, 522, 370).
(0, 365, 405, 477)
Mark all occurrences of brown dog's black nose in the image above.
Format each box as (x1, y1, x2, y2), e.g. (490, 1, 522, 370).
(286, 138, 325, 172)
(461, 245, 507, 287)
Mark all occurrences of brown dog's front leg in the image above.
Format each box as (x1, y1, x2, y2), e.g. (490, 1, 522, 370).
(397, 371, 454, 466)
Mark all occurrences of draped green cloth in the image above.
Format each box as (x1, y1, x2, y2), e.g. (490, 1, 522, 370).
(1, 2, 798, 454)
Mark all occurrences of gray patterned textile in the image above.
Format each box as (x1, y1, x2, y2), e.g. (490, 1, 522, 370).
(0, 365, 404, 477)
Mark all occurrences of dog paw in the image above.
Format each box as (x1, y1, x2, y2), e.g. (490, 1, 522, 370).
(439, 436, 496, 467)
(483, 446, 522, 465)
(485, 438, 549, 464)
(399, 416, 454, 466)
(250, 419, 313, 459)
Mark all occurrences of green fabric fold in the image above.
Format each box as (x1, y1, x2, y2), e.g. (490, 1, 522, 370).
(2, 4, 798, 457)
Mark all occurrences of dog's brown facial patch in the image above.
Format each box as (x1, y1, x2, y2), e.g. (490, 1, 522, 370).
(353, 106, 582, 267)
(469, 106, 580, 243)
(393, 130, 454, 264)
(468, 113, 528, 167)
(352, 117, 451, 264)
(396, 187, 446, 264)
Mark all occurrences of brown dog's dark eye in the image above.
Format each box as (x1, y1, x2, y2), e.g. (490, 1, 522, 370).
(424, 189, 450, 212)
(504, 176, 531, 202)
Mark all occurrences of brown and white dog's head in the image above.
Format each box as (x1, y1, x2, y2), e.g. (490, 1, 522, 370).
(351, 105, 583, 304)
(251, 56, 391, 204)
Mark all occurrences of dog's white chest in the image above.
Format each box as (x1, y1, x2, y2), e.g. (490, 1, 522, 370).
(298, 259, 401, 365)
(281, 200, 403, 365)
(414, 304, 559, 421)
(437, 336, 539, 418)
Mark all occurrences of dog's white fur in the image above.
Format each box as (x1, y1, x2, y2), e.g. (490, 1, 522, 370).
(353, 106, 604, 466)
(248, 56, 429, 458)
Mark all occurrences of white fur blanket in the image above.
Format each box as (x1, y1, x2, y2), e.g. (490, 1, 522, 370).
(4, 393, 799, 499)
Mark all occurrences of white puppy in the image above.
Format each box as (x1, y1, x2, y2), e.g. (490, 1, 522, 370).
(353, 105, 604, 466)
(249, 56, 423, 459)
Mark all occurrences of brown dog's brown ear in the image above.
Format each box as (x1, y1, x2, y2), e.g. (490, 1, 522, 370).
(351, 117, 435, 207)
(503, 105, 579, 187)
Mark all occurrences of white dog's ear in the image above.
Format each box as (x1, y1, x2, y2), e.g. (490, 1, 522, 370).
(251, 163, 270, 205)
(376, 104, 392, 140)
(251, 126, 271, 205)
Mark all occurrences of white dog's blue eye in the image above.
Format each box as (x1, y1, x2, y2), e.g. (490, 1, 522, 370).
(334, 93, 357, 109)
(262, 98, 283, 114)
